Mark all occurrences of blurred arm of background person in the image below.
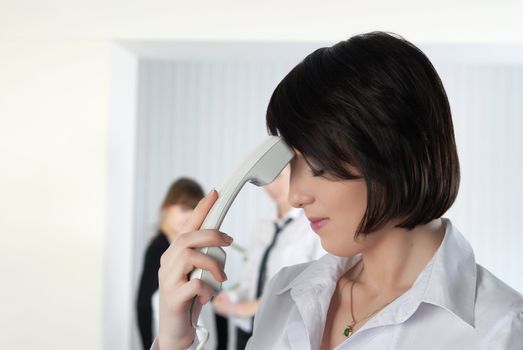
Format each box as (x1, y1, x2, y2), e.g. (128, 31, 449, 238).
(136, 178, 204, 349)
(213, 294, 260, 317)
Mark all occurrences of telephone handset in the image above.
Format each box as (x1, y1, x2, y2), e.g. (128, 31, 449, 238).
(189, 136, 294, 294)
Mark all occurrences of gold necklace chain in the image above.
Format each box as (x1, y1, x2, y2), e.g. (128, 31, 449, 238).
(342, 262, 396, 338)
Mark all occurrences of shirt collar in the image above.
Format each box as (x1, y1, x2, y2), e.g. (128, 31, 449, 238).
(275, 253, 359, 296)
(274, 218, 477, 327)
(420, 218, 477, 327)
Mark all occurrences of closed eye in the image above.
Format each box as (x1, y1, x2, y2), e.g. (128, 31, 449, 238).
(302, 156, 326, 177)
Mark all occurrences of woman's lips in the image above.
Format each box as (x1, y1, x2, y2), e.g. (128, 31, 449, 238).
(308, 217, 329, 231)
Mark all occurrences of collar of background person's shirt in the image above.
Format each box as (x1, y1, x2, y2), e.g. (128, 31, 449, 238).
(275, 218, 477, 329)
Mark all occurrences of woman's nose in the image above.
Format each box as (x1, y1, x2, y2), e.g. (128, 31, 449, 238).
(288, 181, 314, 208)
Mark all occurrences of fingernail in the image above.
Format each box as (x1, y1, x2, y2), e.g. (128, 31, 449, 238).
(222, 233, 233, 244)
(221, 271, 228, 281)
(207, 188, 215, 196)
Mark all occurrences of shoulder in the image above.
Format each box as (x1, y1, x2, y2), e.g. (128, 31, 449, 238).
(476, 264, 523, 313)
(476, 265, 523, 348)
(475, 263, 523, 343)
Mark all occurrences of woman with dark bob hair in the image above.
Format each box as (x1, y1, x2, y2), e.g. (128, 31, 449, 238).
(153, 32, 522, 349)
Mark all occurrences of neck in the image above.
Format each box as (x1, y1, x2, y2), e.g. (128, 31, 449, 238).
(357, 219, 445, 293)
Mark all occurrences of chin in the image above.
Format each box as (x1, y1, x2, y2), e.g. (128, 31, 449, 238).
(320, 238, 362, 257)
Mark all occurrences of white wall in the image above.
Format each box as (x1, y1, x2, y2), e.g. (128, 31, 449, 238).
(0, 40, 108, 349)
(1, 1, 523, 349)
(104, 44, 138, 350)
(1, 0, 523, 43)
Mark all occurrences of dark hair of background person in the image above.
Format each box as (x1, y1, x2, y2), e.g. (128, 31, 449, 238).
(266, 31, 460, 235)
(160, 177, 205, 211)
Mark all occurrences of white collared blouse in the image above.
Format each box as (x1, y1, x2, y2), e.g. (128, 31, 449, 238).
(246, 218, 523, 349)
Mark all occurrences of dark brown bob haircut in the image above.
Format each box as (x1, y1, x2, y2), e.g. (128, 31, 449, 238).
(161, 177, 204, 211)
(266, 31, 460, 234)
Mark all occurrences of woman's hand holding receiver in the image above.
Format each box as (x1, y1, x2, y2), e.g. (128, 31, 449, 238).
(157, 190, 233, 350)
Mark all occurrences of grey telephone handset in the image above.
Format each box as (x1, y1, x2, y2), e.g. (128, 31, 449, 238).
(188, 136, 293, 349)
(189, 135, 294, 291)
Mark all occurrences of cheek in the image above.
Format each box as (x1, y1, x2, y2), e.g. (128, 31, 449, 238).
(328, 181, 367, 221)
(320, 181, 368, 256)
(340, 183, 367, 227)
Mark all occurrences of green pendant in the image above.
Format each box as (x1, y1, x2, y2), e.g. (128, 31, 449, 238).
(344, 326, 353, 337)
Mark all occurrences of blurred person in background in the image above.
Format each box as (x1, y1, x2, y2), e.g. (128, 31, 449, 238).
(213, 165, 325, 349)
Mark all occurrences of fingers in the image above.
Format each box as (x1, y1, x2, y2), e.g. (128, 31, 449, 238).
(157, 189, 234, 327)
(175, 229, 233, 250)
(161, 229, 233, 269)
(161, 279, 215, 315)
(159, 232, 231, 290)
(180, 279, 215, 306)
(182, 189, 218, 233)
(176, 248, 228, 283)
(156, 190, 224, 347)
